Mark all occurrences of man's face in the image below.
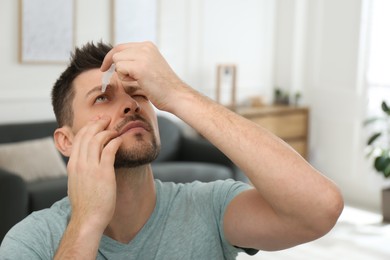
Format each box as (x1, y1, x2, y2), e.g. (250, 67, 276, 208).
(70, 68, 160, 168)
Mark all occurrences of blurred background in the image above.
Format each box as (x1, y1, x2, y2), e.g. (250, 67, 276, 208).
(1, 0, 390, 215)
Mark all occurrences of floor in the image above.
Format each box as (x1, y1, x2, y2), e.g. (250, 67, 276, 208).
(236, 206, 390, 260)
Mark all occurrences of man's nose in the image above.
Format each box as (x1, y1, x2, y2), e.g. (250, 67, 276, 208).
(121, 96, 141, 115)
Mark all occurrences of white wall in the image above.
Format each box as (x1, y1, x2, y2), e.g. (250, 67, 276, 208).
(274, 0, 385, 212)
(158, 0, 275, 103)
(306, 0, 387, 212)
(0, 0, 111, 123)
(0, 0, 274, 123)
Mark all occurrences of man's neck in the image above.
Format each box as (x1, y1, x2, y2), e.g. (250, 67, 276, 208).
(103, 164, 156, 244)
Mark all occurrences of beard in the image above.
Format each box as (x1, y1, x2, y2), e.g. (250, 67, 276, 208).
(114, 132, 160, 169)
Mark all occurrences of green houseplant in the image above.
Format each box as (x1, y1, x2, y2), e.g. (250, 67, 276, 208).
(365, 101, 390, 177)
(364, 100, 390, 221)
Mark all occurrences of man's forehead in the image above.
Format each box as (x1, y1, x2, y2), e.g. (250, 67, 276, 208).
(74, 69, 140, 96)
(73, 69, 102, 88)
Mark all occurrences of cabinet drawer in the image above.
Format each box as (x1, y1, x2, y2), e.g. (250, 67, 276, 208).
(252, 113, 307, 139)
(287, 140, 307, 158)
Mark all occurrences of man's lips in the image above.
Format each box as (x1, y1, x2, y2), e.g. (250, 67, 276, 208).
(117, 120, 151, 136)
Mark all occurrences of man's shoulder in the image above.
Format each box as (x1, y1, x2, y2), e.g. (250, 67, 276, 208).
(147, 180, 251, 259)
(31, 196, 71, 223)
(155, 178, 241, 190)
(7, 196, 70, 239)
(0, 197, 70, 258)
(155, 179, 251, 207)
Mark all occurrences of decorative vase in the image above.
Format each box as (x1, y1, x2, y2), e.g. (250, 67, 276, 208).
(382, 188, 390, 222)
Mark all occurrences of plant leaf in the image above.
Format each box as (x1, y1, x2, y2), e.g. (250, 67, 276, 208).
(363, 117, 386, 126)
(384, 163, 390, 178)
(367, 132, 382, 145)
(382, 101, 390, 115)
(374, 155, 389, 171)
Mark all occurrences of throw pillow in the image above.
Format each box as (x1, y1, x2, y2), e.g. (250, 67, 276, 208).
(0, 137, 67, 182)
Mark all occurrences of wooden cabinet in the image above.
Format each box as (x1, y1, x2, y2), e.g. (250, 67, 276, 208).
(237, 106, 309, 158)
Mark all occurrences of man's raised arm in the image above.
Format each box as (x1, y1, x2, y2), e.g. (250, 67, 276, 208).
(102, 41, 344, 251)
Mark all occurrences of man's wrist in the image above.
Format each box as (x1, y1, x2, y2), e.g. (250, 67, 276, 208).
(69, 213, 108, 237)
(54, 217, 105, 259)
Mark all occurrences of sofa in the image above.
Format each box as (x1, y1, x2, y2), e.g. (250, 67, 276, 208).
(0, 116, 246, 243)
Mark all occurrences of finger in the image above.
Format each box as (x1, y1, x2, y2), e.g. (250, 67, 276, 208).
(101, 42, 151, 71)
(73, 116, 111, 165)
(67, 125, 90, 171)
(100, 44, 123, 71)
(115, 60, 138, 82)
(100, 136, 123, 167)
(86, 129, 119, 163)
(101, 42, 136, 71)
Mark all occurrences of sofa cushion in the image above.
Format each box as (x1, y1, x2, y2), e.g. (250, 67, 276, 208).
(0, 121, 58, 143)
(152, 162, 233, 183)
(27, 176, 68, 212)
(154, 116, 182, 162)
(0, 169, 28, 243)
(0, 137, 67, 182)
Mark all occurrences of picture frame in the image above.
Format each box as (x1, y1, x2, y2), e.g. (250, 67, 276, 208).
(216, 64, 237, 110)
(19, 0, 75, 63)
(113, 0, 159, 45)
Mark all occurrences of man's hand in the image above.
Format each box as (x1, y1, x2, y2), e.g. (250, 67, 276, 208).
(55, 116, 122, 259)
(67, 115, 122, 230)
(100, 42, 189, 112)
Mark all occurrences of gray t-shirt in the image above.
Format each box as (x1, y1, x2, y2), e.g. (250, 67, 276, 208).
(0, 179, 254, 259)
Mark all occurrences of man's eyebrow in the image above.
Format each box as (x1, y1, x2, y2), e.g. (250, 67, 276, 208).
(85, 85, 141, 99)
(124, 85, 141, 94)
(85, 85, 110, 98)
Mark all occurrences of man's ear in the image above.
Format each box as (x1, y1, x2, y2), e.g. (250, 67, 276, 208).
(53, 127, 74, 157)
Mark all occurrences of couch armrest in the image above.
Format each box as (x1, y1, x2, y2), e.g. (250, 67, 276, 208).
(0, 169, 28, 243)
(178, 136, 234, 168)
(178, 137, 251, 183)
(27, 176, 68, 212)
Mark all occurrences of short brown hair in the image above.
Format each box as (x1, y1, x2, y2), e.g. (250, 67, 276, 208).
(51, 42, 112, 127)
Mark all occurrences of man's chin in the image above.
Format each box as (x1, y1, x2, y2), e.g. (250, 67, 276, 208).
(113, 144, 160, 169)
(114, 158, 152, 169)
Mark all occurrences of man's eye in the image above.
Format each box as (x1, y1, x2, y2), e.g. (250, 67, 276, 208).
(94, 95, 109, 104)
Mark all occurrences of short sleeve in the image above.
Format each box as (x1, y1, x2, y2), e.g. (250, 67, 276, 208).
(0, 199, 69, 260)
(0, 218, 51, 260)
(212, 179, 256, 257)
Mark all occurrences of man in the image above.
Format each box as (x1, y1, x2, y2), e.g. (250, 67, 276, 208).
(0, 42, 343, 259)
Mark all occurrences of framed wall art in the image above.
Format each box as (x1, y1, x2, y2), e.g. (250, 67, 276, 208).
(216, 64, 237, 110)
(113, 0, 158, 44)
(19, 0, 74, 63)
